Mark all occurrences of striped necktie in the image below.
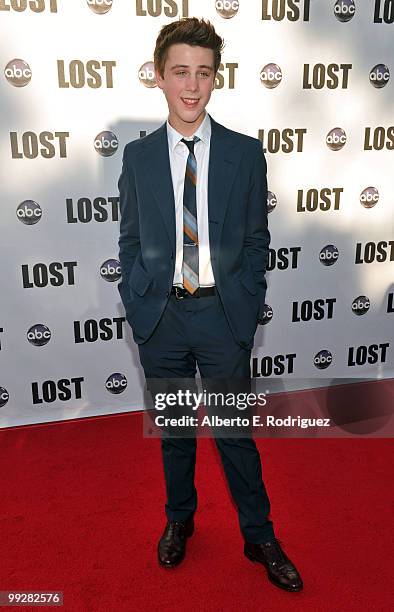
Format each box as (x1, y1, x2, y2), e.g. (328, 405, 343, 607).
(181, 136, 200, 294)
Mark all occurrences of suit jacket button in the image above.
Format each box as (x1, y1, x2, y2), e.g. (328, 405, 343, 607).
(166, 291, 170, 297)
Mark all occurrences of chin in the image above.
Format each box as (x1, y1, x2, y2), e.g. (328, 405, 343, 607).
(179, 108, 204, 122)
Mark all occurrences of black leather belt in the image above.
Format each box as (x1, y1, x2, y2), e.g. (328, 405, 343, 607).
(171, 286, 216, 299)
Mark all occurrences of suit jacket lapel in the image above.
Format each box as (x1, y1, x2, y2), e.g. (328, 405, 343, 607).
(137, 124, 176, 251)
(207, 114, 241, 261)
(136, 113, 242, 255)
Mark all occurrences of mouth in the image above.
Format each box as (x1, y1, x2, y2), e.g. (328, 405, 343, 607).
(181, 97, 200, 108)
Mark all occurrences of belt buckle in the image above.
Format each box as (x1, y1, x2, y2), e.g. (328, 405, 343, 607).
(174, 286, 186, 300)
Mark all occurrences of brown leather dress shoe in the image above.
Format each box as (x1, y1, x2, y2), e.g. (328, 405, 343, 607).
(244, 538, 303, 592)
(158, 516, 194, 568)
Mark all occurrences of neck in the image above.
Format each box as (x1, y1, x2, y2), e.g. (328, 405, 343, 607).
(168, 110, 206, 137)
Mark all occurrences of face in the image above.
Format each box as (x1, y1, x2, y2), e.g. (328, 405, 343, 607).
(155, 43, 216, 136)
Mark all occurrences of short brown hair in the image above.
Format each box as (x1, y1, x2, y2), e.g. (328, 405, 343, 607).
(154, 17, 225, 79)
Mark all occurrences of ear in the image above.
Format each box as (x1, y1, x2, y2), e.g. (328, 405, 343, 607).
(154, 67, 164, 90)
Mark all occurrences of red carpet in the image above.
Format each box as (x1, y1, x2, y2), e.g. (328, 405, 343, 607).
(1, 412, 393, 611)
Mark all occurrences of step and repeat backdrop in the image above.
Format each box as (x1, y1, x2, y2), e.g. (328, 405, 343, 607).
(1, 0, 393, 427)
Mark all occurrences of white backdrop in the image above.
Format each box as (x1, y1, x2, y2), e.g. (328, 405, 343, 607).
(1, 0, 393, 428)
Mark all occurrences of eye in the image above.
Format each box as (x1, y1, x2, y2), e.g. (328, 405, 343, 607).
(177, 71, 186, 76)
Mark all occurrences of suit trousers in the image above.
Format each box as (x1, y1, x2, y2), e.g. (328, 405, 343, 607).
(137, 290, 275, 544)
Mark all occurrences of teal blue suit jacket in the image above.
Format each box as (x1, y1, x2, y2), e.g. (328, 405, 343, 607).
(117, 113, 270, 349)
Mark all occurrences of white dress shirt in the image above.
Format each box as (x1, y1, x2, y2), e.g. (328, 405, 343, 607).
(166, 112, 215, 288)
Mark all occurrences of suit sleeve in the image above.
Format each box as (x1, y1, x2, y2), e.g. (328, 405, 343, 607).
(244, 140, 271, 318)
(117, 143, 140, 314)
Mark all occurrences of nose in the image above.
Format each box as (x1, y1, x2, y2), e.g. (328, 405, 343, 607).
(185, 73, 198, 92)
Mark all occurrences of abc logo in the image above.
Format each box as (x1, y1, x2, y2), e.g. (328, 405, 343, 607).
(314, 350, 333, 369)
(106, 373, 127, 394)
(260, 63, 282, 89)
(215, 0, 239, 19)
(334, 0, 356, 22)
(261, 304, 273, 325)
(351, 296, 370, 316)
(100, 259, 121, 282)
(4, 59, 32, 87)
(94, 131, 118, 157)
(87, 0, 113, 14)
(319, 245, 339, 266)
(326, 127, 347, 151)
(0, 387, 9, 408)
(16, 200, 42, 225)
(139, 61, 157, 88)
(27, 324, 51, 347)
(360, 186, 379, 209)
(369, 64, 390, 89)
(267, 191, 277, 213)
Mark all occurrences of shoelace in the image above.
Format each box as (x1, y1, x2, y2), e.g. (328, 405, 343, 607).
(167, 521, 186, 538)
(261, 539, 288, 566)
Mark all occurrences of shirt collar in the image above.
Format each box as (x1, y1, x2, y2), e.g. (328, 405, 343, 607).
(166, 111, 211, 152)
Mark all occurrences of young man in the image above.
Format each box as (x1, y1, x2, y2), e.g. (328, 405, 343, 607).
(117, 17, 303, 592)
